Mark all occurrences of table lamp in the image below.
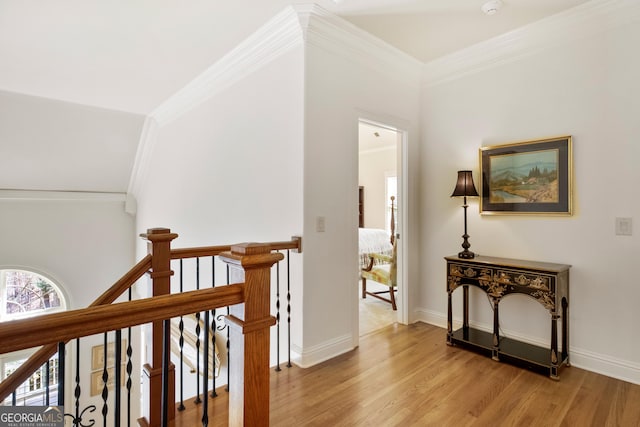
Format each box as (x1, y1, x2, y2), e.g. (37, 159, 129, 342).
(451, 170, 479, 259)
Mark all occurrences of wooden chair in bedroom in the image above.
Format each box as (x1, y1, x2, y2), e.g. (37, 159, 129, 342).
(361, 239, 397, 310)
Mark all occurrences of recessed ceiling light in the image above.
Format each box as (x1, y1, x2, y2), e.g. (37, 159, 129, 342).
(481, 0, 503, 16)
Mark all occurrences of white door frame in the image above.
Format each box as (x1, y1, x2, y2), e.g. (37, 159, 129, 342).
(356, 115, 410, 333)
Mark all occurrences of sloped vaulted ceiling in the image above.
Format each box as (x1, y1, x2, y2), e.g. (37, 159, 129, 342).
(0, 90, 144, 193)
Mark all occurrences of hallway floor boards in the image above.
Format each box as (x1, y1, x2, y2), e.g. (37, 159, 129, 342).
(174, 322, 640, 426)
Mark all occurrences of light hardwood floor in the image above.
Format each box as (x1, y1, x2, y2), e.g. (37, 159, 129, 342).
(359, 280, 396, 336)
(175, 322, 640, 426)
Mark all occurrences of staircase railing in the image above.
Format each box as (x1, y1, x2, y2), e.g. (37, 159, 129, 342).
(0, 255, 152, 403)
(0, 227, 301, 427)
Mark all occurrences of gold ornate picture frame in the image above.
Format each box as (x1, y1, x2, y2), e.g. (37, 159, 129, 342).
(480, 136, 573, 215)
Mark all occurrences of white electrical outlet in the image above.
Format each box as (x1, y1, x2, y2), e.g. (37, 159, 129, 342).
(615, 217, 632, 236)
(316, 216, 326, 233)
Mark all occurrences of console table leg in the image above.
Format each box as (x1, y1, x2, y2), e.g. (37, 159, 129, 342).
(562, 297, 570, 367)
(550, 312, 560, 379)
(492, 298, 500, 361)
(463, 285, 469, 330)
(447, 289, 453, 345)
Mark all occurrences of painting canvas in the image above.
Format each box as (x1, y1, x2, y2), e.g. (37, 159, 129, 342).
(480, 136, 572, 214)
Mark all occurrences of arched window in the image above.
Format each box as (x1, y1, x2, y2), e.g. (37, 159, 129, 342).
(0, 269, 67, 405)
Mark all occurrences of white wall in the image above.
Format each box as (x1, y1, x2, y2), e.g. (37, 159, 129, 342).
(299, 10, 422, 365)
(133, 5, 423, 372)
(134, 46, 305, 390)
(0, 195, 137, 417)
(419, 14, 640, 383)
(359, 147, 396, 230)
(0, 197, 135, 308)
(136, 47, 304, 249)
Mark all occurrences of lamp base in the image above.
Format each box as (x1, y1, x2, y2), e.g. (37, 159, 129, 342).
(458, 249, 475, 259)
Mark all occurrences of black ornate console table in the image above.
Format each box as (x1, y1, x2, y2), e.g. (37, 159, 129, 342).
(445, 255, 570, 379)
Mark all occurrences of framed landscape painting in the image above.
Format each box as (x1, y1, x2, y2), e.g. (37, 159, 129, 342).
(480, 136, 572, 215)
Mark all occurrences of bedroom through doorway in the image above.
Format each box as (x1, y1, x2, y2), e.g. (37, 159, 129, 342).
(358, 120, 400, 336)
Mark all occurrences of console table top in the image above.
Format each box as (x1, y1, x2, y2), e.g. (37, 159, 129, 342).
(445, 255, 571, 273)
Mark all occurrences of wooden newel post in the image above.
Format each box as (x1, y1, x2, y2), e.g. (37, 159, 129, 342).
(220, 243, 284, 427)
(139, 228, 178, 427)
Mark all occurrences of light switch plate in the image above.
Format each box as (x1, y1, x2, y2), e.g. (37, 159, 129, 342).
(615, 217, 632, 236)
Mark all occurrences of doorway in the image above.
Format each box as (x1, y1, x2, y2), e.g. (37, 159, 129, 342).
(357, 119, 403, 336)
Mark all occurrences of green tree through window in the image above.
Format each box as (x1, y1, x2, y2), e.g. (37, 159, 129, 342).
(0, 270, 66, 405)
(2, 270, 63, 317)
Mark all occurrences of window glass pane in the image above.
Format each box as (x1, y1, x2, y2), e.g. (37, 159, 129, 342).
(1, 356, 59, 406)
(4, 271, 61, 315)
(0, 270, 65, 406)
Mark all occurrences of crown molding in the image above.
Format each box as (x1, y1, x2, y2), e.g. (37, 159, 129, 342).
(149, 6, 304, 127)
(148, 4, 423, 127)
(131, 4, 422, 207)
(422, 0, 640, 88)
(0, 189, 126, 202)
(126, 116, 158, 202)
(295, 4, 422, 85)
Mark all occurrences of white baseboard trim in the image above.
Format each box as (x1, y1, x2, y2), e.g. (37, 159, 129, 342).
(413, 308, 446, 328)
(291, 333, 354, 368)
(413, 307, 640, 385)
(570, 347, 640, 385)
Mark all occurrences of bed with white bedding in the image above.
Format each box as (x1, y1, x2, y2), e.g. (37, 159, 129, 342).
(359, 228, 393, 269)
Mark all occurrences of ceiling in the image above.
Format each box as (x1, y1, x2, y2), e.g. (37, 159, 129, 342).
(359, 122, 399, 154)
(0, 0, 590, 116)
(0, 0, 591, 194)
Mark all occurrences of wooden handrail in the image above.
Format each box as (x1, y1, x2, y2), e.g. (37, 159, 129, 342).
(0, 285, 244, 355)
(0, 234, 302, 408)
(0, 255, 152, 402)
(270, 236, 302, 252)
(170, 245, 231, 259)
(91, 254, 152, 306)
(169, 236, 301, 260)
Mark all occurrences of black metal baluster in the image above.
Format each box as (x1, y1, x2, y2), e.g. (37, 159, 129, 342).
(75, 339, 81, 423)
(101, 333, 109, 426)
(286, 249, 292, 367)
(11, 391, 16, 406)
(126, 288, 133, 427)
(45, 360, 50, 405)
(194, 258, 202, 404)
(202, 309, 210, 426)
(225, 265, 230, 391)
(275, 256, 281, 371)
(58, 342, 65, 406)
(178, 259, 186, 410)
(210, 257, 217, 398)
(114, 330, 122, 427)
(66, 339, 96, 427)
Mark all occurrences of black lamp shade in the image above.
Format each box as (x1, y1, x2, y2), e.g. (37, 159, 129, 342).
(451, 170, 479, 197)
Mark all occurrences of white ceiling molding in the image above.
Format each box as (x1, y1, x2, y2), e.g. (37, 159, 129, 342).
(0, 189, 126, 202)
(422, 0, 640, 88)
(130, 4, 422, 207)
(296, 4, 422, 85)
(129, 6, 304, 205)
(147, 4, 422, 127)
(149, 6, 304, 128)
(126, 116, 158, 206)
